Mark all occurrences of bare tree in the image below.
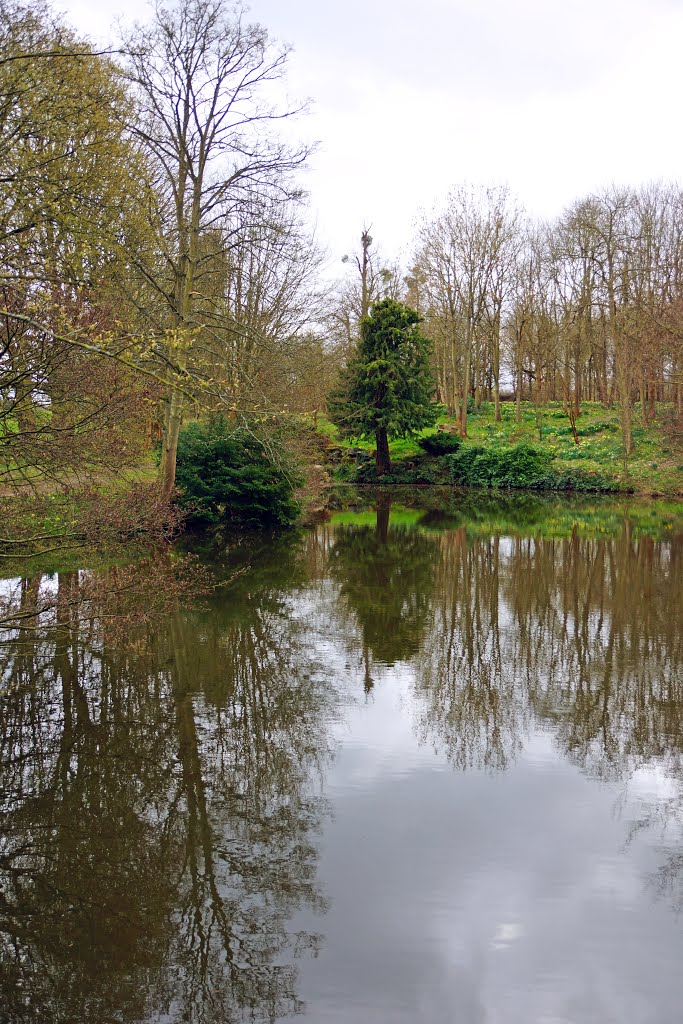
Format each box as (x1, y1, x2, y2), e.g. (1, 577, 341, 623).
(418, 185, 522, 436)
(122, 0, 310, 497)
(329, 229, 404, 361)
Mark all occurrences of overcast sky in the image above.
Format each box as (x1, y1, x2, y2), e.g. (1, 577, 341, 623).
(59, 0, 683, 265)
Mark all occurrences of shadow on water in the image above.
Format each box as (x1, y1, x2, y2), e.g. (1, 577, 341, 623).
(1, 490, 683, 1020)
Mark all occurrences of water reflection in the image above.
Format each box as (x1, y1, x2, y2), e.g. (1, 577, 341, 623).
(329, 493, 437, 690)
(415, 530, 528, 770)
(1, 495, 683, 1022)
(0, 547, 332, 1024)
(416, 527, 683, 778)
(325, 495, 683, 778)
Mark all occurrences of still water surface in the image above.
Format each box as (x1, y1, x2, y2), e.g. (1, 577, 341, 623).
(1, 491, 683, 1023)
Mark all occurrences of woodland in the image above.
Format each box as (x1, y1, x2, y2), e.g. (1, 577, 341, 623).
(1, 0, 682, 556)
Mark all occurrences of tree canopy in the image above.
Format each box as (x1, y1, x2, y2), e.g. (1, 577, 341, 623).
(328, 298, 438, 474)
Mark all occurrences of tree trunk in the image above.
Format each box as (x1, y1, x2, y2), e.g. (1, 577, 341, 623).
(648, 377, 656, 421)
(375, 427, 391, 475)
(459, 327, 472, 437)
(450, 336, 461, 424)
(474, 334, 482, 410)
(516, 332, 523, 423)
(492, 312, 501, 422)
(573, 334, 582, 416)
(360, 230, 371, 321)
(616, 343, 633, 458)
(160, 388, 184, 498)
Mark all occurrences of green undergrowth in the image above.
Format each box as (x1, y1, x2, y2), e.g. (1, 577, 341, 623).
(316, 401, 683, 495)
(447, 442, 620, 492)
(0, 473, 179, 577)
(175, 418, 302, 527)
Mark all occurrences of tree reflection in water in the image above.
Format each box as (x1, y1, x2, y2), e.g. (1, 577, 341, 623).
(0, 541, 332, 1024)
(1, 501, 683, 1020)
(328, 501, 683, 778)
(414, 529, 529, 770)
(330, 501, 683, 912)
(329, 492, 437, 691)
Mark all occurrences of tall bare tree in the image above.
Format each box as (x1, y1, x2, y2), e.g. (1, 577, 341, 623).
(418, 185, 522, 436)
(329, 229, 404, 361)
(122, 0, 310, 497)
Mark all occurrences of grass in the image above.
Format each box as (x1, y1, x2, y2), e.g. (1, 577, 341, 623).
(317, 402, 683, 496)
(461, 400, 682, 494)
(317, 412, 452, 458)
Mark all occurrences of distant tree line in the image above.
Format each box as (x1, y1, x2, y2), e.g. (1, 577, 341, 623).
(414, 183, 683, 453)
(331, 185, 683, 459)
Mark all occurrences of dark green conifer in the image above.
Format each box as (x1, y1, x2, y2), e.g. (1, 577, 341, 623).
(328, 298, 438, 474)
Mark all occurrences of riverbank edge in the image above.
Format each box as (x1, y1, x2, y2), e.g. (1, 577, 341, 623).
(310, 401, 683, 500)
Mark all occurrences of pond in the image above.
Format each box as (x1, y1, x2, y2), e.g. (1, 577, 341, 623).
(1, 489, 683, 1023)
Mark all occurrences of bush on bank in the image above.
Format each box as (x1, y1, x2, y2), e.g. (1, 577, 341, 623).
(417, 432, 463, 457)
(447, 442, 621, 492)
(175, 418, 301, 526)
(316, 401, 683, 495)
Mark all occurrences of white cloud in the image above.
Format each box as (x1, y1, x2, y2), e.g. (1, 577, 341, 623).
(56, 0, 683, 259)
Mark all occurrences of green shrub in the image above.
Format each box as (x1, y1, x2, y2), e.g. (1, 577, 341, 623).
(546, 468, 622, 493)
(449, 443, 552, 488)
(417, 432, 463, 456)
(350, 456, 450, 485)
(347, 447, 374, 464)
(448, 442, 623, 492)
(175, 418, 301, 526)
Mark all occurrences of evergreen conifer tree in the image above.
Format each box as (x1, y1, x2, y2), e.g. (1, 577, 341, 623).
(329, 298, 438, 474)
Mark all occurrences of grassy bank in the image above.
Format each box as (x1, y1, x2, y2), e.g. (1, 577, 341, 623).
(0, 464, 179, 574)
(317, 401, 683, 495)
